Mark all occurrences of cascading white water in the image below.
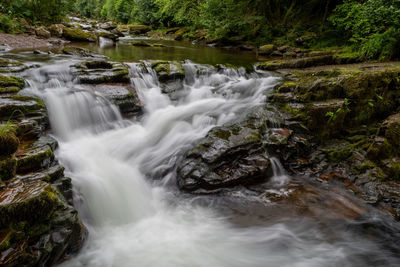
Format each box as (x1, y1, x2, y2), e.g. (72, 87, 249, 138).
(22, 60, 399, 267)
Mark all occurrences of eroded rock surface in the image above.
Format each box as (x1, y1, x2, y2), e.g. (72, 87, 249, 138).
(0, 76, 86, 266)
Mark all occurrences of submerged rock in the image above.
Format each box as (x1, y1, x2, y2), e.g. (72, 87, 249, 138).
(0, 58, 30, 73)
(71, 60, 130, 84)
(62, 47, 108, 59)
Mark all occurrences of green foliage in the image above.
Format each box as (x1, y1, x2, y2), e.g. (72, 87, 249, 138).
(330, 0, 400, 59)
(325, 98, 351, 122)
(0, 0, 73, 24)
(75, 0, 106, 19)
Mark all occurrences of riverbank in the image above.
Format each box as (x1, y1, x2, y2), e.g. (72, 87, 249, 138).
(0, 33, 63, 50)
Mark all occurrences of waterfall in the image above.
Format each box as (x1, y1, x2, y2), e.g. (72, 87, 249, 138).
(20, 59, 400, 267)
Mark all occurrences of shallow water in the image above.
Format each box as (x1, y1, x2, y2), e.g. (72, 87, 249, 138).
(4, 43, 400, 266)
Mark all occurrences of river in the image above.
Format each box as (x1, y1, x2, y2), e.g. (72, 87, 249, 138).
(4, 41, 400, 266)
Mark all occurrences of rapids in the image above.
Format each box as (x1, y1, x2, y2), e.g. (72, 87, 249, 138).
(16, 55, 400, 267)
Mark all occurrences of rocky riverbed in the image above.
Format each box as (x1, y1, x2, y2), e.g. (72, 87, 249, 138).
(1, 29, 400, 265)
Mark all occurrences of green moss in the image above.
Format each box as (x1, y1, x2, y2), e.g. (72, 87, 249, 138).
(16, 146, 54, 173)
(0, 183, 59, 228)
(10, 95, 46, 109)
(328, 149, 353, 161)
(354, 160, 376, 174)
(214, 129, 231, 140)
(0, 157, 17, 181)
(0, 58, 23, 68)
(391, 162, 400, 180)
(0, 86, 20, 94)
(63, 27, 95, 42)
(0, 123, 19, 157)
(0, 75, 25, 89)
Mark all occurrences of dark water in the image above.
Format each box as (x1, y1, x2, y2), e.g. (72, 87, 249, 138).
(69, 37, 257, 66)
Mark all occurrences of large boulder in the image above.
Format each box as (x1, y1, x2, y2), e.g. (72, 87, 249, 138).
(71, 60, 130, 84)
(177, 124, 272, 192)
(62, 27, 96, 42)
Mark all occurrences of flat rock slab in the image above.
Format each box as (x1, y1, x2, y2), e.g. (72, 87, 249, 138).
(0, 97, 44, 119)
(0, 180, 58, 227)
(15, 137, 56, 174)
(71, 60, 130, 84)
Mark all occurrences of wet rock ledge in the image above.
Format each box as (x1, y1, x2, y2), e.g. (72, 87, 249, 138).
(175, 61, 400, 220)
(0, 75, 86, 266)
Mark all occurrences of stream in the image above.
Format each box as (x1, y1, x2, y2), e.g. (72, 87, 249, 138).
(4, 42, 400, 266)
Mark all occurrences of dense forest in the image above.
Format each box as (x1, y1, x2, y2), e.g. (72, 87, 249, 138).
(0, 0, 400, 59)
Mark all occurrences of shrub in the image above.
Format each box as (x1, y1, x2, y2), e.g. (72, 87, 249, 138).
(330, 0, 400, 60)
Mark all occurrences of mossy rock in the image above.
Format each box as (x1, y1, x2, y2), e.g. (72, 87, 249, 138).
(0, 58, 29, 73)
(258, 44, 275, 55)
(95, 30, 118, 41)
(0, 157, 17, 181)
(16, 144, 54, 174)
(0, 125, 19, 156)
(71, 61, 130, 84)
(256, 55, 334, 71)
(321, 140, 354, 162)
(93, 84, 142, 115)
(62, 27, 96, 42)
(128, 25, 150, 35)
(0, 75, 25, 94)
(177, 123, 272, 192)
(0, 181, 59, 228)
(174, 27, 190, 41)
(129, 41, 152, 47)
(151, 61, 185, 82)
(0, 97, 45, 119)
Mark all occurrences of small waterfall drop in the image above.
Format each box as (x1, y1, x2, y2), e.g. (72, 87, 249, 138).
(19, 58, 400, 267)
